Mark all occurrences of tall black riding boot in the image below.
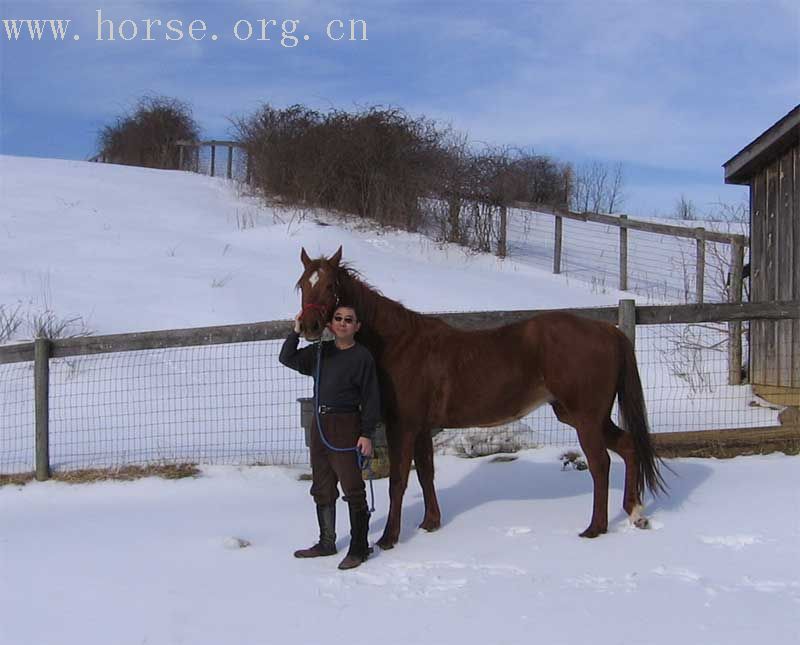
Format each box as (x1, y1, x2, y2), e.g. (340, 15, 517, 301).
(338, 503, 371, 570)
(294, 504, 337, 558)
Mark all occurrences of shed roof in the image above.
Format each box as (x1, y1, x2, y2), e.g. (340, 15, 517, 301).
(723, 104, 800, 185)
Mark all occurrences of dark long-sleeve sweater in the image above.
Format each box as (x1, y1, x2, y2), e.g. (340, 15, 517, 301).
(279, 332, 381, 440)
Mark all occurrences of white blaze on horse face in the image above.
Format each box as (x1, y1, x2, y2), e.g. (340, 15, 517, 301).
(308, 270, 320, 288)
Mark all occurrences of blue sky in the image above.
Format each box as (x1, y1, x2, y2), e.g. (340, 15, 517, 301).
(1, 0, 798, 217)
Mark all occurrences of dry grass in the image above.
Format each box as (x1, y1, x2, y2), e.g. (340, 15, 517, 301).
(0, 463, 200, 487)
(0, 472, 34, 487)
(4, 426, 797, 488)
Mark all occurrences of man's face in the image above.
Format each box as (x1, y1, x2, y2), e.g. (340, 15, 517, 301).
(329, 307, 361, 342)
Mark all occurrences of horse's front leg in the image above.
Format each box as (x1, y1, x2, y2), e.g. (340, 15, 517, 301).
(377, 426, 415, 550)
(414, 429, 441, 532)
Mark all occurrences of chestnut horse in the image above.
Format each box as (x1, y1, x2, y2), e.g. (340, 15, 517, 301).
(296, 246, 666, 549)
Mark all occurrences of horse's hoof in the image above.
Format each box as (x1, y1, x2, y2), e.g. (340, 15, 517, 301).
(419, 519, 441, 532)
(377, 537, 397, 550)
(579, 526, 607, 538)
(633, 517, 651, 530)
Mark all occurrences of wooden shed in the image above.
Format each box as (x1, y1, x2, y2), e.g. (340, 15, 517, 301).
(724, 104, 800, 405)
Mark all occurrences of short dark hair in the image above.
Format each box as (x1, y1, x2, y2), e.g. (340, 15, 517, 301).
(334, 303, 359, 321)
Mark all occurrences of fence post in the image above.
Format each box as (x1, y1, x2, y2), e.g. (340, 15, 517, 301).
(618, 299, 636, 348)
(210, 144, 216, 177)
(178, 144, 184, 170)
(227, 146, 234, 180)
(695, 228, 706, 304)
(617, 299, 636, 429)
(619, 215, 628, 291)
(497, 206, 507, 258)
(34, 338, 51, 481)
(553, 215, 563, 274)
(728, 238, 745, 385)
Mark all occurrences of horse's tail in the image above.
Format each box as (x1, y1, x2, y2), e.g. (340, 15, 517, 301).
(616, 332, 668, 498)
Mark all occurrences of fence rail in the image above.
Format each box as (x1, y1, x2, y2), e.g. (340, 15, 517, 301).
(90, 140, 251, 182)
(505, 201, 748, 306)
(514, 202, 748, 245)
(3, 301, 795, 365)
(1, 300, 797, 480)
(174, 139, 249, 181)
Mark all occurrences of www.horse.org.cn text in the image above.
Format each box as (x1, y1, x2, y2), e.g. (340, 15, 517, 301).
(1, 11, 369, 47)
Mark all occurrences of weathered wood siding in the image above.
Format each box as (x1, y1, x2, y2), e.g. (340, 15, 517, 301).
(750, 144, 799, 388)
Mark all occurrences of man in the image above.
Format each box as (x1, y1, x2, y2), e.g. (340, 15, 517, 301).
(279, 304, 380, 570)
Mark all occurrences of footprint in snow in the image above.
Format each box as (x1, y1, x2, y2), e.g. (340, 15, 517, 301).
(652, 565, 703, 583)
(504, 526, 533, 537)
(699, 534, 763, 550)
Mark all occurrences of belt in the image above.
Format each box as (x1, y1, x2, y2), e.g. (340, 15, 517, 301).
(318, 404, 360, 415)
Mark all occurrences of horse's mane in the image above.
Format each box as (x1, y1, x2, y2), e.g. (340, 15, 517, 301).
(337, 263, 426, 332)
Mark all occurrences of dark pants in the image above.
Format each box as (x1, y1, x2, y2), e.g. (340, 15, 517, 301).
(310, 413, 367, 511)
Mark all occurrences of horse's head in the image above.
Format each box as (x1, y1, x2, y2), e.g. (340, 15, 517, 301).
(295, 246, 343, 340)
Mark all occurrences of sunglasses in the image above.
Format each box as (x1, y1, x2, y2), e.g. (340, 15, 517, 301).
(333, 315, 356, 324)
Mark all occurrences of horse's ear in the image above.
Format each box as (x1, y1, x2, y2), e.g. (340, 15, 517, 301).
(300, 247, 312, 269)
(329, 246, 343, 269)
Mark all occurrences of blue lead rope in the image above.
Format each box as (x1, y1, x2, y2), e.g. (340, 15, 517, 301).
(313, 340, 376, 513)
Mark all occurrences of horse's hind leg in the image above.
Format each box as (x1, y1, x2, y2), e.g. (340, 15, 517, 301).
(414, 430, 441, 532)
(575, 416, 611, 538)
(377, 426, 415, 550)
(603, 419, 649, 529)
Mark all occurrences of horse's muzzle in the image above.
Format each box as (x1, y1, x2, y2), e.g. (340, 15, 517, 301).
(300, 315, 325, 341)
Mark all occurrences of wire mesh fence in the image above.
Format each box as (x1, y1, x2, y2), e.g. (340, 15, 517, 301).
(0, 362, 34, 473)
(505, 208, 748, 304)
(1, 306, 793, 476)
(46, 341, 309, 473)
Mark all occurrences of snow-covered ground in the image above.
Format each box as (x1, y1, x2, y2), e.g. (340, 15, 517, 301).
(2, 449, 798, 645)
(1, 155, 796, 645)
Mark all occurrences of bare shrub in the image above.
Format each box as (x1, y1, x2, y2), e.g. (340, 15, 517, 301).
(431, 132, 471, 244)
(234, 102, 572, 258)
(98, 95, 200, 169)
(28, 310, 93, 339)
(234, 104, 447, 231)
(674, 194, 697, 221)
(0, 304, 23, 342)
(660, 323, 726, 394)
(443, 146, 569, 253)
(570, 161, 626, 214)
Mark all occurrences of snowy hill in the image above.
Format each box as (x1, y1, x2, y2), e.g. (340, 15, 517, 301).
(0, 155, 626, 340)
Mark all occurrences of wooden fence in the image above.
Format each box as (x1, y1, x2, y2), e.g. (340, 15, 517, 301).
(174, 139, 249, 181)
(505, 201, 748, 306)
(2, 300, 797, 481)
(90, 140, 250, 182)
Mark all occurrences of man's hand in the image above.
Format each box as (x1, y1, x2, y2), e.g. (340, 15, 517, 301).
(293, 312, 302, 334)
(356, 437, 373, 458)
